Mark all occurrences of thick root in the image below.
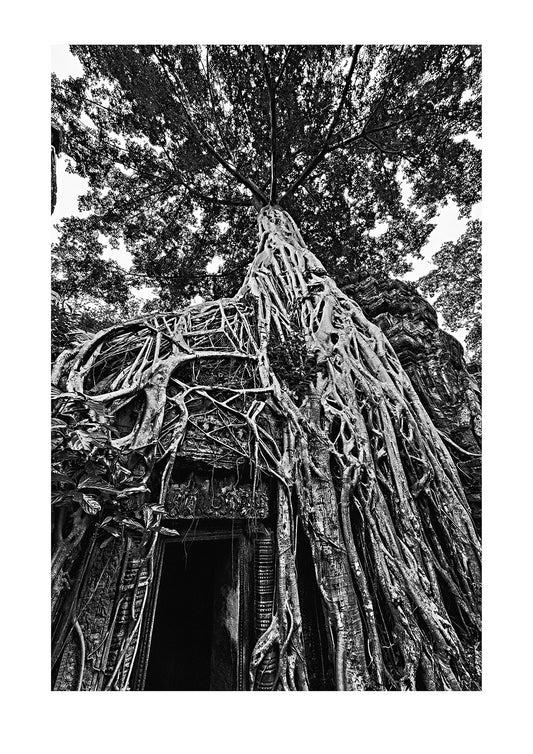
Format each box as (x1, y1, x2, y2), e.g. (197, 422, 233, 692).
(52, 206, 481, 690)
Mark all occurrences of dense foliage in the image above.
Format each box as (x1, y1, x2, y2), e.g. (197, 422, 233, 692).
(419, 218, 481, 361)
(51, 49, 483, 691)
(52, 45, 481, 356)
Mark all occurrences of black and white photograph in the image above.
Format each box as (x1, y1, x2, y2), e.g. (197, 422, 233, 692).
(4, 1, 531, 750)
(50, 42, 482, 692)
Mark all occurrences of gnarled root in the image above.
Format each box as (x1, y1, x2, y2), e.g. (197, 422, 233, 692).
(53, 206, 481, 690)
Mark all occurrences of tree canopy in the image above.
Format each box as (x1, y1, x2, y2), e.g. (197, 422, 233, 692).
(52, 44, 481, 353)
(419, 218, 481, 362)
(51, 45, 483, 691)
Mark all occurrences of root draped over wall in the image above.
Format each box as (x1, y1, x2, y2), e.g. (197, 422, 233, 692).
(52, 206, 481, 691)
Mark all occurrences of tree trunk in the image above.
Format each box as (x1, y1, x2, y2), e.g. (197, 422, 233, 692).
(51, 205, 481, 690)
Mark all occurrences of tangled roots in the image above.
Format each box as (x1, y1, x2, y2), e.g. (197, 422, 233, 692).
(53, 206, 481, 690)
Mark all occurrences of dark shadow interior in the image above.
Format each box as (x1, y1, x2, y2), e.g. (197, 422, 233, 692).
(144, 538, 237, 691)
(295, 522, 334, 690)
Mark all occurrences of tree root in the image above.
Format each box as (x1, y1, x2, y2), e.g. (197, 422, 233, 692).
(52, 206, 481, 690)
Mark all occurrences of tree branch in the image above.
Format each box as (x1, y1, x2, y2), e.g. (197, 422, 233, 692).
(201, 47, 236, 162)
(329, 48, 472, 154)
(153, 49, 269, 206)
(55, 83, 120, 116)
(363, 45, 405, 131)
(162, 146, 251, 207)
(363, 134, 402, 155)
(324, 45, 362, 144)
(177, 176, 252, 207)
(254, 46, 278, 204)
(280, 45, 362, 202)
(274, 46, 294, 90)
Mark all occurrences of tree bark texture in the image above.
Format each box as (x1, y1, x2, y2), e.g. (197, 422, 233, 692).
(52, 206, 481, 690)
(350, 276, 481, 532)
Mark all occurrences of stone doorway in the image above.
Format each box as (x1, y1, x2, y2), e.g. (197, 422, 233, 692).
(132, 524, 253, 691)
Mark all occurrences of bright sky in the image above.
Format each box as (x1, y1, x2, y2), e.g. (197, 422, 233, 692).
(52, 45, 481, 344)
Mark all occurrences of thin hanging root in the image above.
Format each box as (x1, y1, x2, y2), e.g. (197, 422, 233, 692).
(73, 619, 86, 692)
(249, 615, 280, 689)
(53, 206, 480, 690)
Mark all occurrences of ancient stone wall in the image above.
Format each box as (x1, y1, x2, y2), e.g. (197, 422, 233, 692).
(348, 276, 481, 532)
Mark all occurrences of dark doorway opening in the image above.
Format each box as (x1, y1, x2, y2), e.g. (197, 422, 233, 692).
(144, 538, 238, 690)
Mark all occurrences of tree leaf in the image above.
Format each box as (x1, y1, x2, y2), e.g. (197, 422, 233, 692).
(121, 518, 145, 531)
(78, 476, 116, 493)
(51, 471, 75, 487)
(160, 526, 180, 537)
(80, 493, 101, 515)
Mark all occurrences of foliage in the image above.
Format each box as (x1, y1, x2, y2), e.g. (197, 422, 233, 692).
(51, 301, 77, 356)
(52, 45, 481, 338)
(51, 297, 145, 357)
(50, 48, 482, 691)
(419, 218, 481, 361)
(51, 388, 166, 543)
(268, 328, 318, 401)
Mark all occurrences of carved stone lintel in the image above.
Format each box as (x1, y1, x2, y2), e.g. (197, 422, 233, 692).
(166, 476, 269, 519)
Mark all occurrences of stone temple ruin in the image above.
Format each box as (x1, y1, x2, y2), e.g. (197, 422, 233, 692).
(52, 207, 481, 691)
(52, 299, 287, 690)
